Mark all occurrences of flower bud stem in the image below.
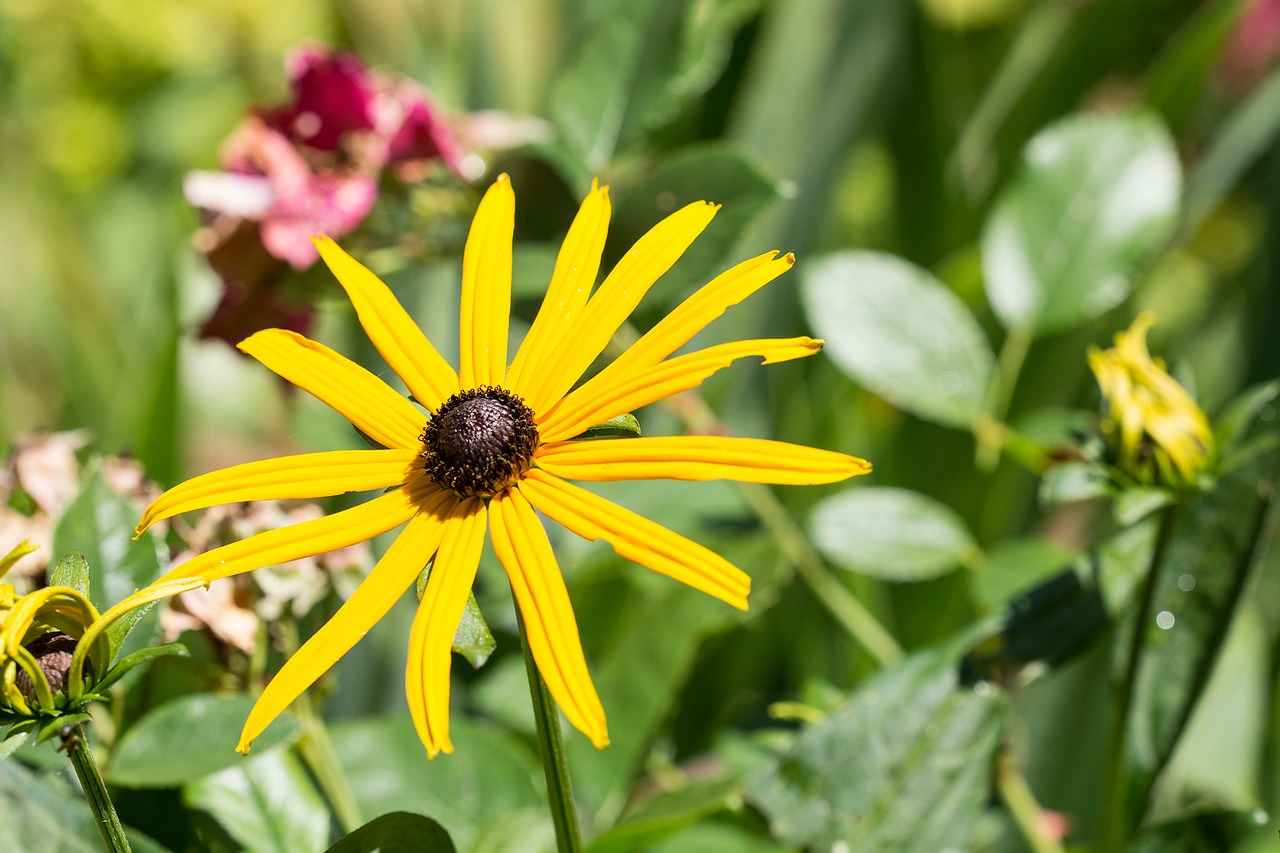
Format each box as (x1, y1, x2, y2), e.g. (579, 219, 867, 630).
(65, 724, 132, 853)
(517, 606, 583, 853)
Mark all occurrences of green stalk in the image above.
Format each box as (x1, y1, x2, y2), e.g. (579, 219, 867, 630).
(65, 724, 131, 853)
(996, 747, 1065, 853)
(976, 325, 1033, 472)
(517, 607, 583, 853)
(1096, 505, 1178, 852)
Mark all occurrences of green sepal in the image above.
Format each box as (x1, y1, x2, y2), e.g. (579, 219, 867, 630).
(48, 552, 91, 598)
(352, 424, 385, 450)
(415, 560, 495, 669)
(93, 642, 189, 695)
(106, 601, 159, 659)
(570, 413, 642, 441)
(35, 712, 91, 745)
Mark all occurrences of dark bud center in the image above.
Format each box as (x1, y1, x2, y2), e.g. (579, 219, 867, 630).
(15, 632, 80, 701)
(421, 386, 538, 497)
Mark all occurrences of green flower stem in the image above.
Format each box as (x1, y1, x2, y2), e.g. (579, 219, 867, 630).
(1096, 504, 1178, 852)
(996, 746, 1065, 853)
(278, 622, 363, 835)
(517, 607, 583, 853)
(739, 481, 904, 667)
(977, 325, 1034, 472)
(65, 724, 131, 853)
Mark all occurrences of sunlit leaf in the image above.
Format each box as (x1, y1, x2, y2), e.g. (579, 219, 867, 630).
(109, 693, 301, 787)
(802, 251, 995, 428)
(184, 750, 327, 853)
(810, 486, 978, 581)
(982, 111, 1180, 333)
(48, 552, 90, 598)
(325, 812, 456, 853)
(747, 645, 1007, 849)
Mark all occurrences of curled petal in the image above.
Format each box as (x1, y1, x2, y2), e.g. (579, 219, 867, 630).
(519, 470, 749, 610)
(136, 449, 418, 535)
(491, 488, 608, 747)
(240, 329, 424, 449)
(405, 498, 486, 758)
(536, 436, 870, 485)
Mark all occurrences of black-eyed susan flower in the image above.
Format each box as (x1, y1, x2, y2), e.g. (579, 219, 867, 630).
(134, 175, 871, 758)
(1, 542, 197, 730)
(1088, 311, 1213, 489)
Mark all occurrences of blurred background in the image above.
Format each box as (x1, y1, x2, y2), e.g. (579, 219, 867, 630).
(3, 0, 1280, 850)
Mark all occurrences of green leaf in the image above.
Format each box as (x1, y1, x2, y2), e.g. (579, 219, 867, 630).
(52, 468, 162, 656)
(810, 486, 978, 581)
(330, 715, 541, 852)
(0, 730, 27, 761)
(0, 760, 171, 852)
(1123, 446, 1280, 812)
(1038, 461, 1112, 507)
(747, 645, 1008, 849)
(605, 144, 780, 294)
(183, 750, 327, 853)
(802, 251, 995, 428)
(325, 812, 456, 853)
(414, 562, 495, 669)
(1213, 380, 1280, 464)
(550, 1, 758, 166)
(109, 693, 301, 787)
(982, 111, 1181, 333)
(586, 778, 739, 853)
(571, 413, 642, 441)
(49, 552, 90, 597)
(35, 713, 91, 744)
(970, 536, 1078, 611)
(93, 642, 189, 694)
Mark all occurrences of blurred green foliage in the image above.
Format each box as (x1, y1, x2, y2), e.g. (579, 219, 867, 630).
(4, 0, 1280, 851)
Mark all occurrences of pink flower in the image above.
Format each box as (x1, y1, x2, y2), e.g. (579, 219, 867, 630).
(272, 47, 378, 152)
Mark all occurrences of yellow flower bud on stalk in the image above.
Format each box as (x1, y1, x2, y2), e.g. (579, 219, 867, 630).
(1088, 312, 1214, 489)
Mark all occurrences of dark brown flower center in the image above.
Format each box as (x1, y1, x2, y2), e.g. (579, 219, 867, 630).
(14, 632, 80, 701)
(420, 386, 538, 497)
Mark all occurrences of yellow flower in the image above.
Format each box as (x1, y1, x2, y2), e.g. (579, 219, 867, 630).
(134, 175, 871, 758)
(1088, 312, 1213, 488)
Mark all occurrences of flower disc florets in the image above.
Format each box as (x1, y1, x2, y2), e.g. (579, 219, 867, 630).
(421, 386, 538, 497)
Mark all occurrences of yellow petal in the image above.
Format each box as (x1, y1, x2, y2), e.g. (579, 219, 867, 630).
(154, 487, 424, 584)
(136, 449, 419, 536)
(536, 437, 870, 485)
(506, 181, 611, 412)
(595, 251, 793, 384)
(313, 235, 460, 411)
(491, 488, 608, 748)
(539, 337, 822, 442)
(237, 489, 457, 754)
(239, 329, 424, 449)
(519, 470, 749, 610)
(533, 200, 719, 411)
(460, 175, 516, 388)
(405, 497, 486, 758)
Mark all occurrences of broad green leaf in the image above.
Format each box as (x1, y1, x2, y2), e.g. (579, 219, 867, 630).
(184, 750, 327, 853)
(49, 552, 90, 597)
(1039, 461, 1112, 507)
(0, 760, 170, 852)
(970, 536, 1078, 611)
(330, 715, 541, 852)
(810, 486, 978, 581)
(109, 693, 301, 787)
(326, 812, 456, 853)
(604, 144, 780, 295)
(802, 252, 995, 428)
(747, 645, 1008, 850)
(1123, 446, 1280, 813)
(982, 111, 1180, 333)
(52, 468, 163, 655)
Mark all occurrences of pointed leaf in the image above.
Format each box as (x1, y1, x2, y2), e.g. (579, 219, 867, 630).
(325, 812, 456, 853)
(49, 552, 91, 598)
(572, 414, 642, 442)
(415, 562, 495, 669)
(803, 252, 995, 428)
